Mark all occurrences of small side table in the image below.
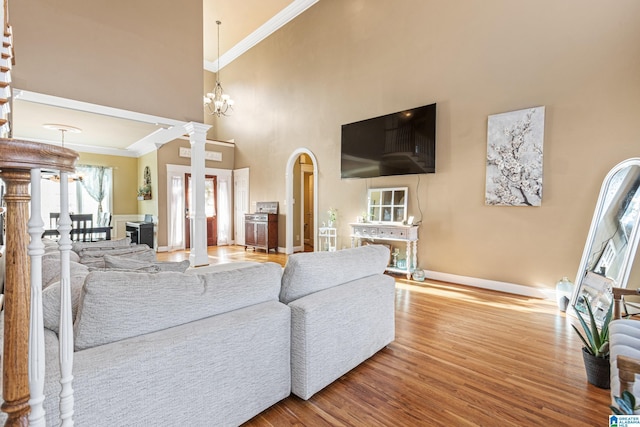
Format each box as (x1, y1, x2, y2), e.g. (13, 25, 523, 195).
(319, 227, 337, 252)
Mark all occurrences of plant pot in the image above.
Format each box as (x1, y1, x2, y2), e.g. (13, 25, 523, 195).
(582, 347, 610, 389)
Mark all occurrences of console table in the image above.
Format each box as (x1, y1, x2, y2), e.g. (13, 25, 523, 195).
(350, 223, 419, 278)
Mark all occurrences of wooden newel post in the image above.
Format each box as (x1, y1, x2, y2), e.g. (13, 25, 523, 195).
(0, 138, 78, 427)
(0, 168, 32, 426)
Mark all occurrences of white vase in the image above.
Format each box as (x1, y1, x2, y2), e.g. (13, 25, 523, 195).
(555, 277, 574, 312)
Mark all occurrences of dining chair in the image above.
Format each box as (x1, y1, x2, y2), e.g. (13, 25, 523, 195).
(94, 212, 112, 241)
(70, 213, 93, 242)
(49, 212, 60, 229)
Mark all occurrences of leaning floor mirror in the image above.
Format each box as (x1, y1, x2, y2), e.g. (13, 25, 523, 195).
(571, 158, 640, 322)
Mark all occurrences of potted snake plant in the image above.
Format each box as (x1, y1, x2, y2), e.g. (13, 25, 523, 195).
(571, 297, 613, 389)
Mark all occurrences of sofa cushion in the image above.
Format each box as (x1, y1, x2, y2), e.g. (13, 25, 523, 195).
(42, 258, 89, 288)
(71, 238, 131, 254)
(42, 267, 91, 334)
(73, 262, 283, 351)
(184, 261, 260, 274)
(103, 255, 190, 273)
(280, 244, 391, 304)
(42, 248, 81, 263)
(88, 265, 161, 273)
(77, 244, 156, 268)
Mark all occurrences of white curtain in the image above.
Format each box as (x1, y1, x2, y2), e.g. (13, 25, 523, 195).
(168, 175, 184, 250)
(76, 165, 111, 219)
(217, 177, 230, 245)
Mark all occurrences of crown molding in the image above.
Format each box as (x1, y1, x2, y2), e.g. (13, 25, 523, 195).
(12, 89, 198, 157)
(13, 89, 184, 128)
(204, 0, 319, 73)
(16, 136, 142, 158)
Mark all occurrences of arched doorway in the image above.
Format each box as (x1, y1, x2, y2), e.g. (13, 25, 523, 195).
(285, 148, 318, 254)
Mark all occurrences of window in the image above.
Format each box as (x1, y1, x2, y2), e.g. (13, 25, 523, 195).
(40, 166, 113, 224)
(367, 187, 408, 223)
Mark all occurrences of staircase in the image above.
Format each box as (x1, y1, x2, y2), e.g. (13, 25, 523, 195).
(0, 0, 11, 137)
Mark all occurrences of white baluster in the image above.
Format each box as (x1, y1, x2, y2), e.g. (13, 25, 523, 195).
(28, 168, 46, 426)
(58, 171, 75, 426)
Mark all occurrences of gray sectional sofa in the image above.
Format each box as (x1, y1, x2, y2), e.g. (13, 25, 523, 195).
(281, 245, 396, 400)
(0, 242, 394, 426)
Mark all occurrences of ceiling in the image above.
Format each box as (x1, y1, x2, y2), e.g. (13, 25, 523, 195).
(11, 0, 318, 158)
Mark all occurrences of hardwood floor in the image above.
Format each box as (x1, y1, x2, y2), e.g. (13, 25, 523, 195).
(159, 246, 611, 426)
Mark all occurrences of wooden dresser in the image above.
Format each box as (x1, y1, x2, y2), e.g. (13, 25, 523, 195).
(245, 201, 278, 253)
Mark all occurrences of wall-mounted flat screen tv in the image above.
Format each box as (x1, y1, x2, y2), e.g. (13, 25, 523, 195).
(341, 103, 436, 179)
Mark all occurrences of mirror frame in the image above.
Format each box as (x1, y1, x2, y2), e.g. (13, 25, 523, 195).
(571, 157, 640, 313)
(367, 187, 408, 224)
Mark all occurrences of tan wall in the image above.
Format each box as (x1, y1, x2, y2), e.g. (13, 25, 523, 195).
(78, 153, 138, 215)
(156, 139, 235, 247)
(137, 151, 158, 219)
(10, 0, 203, 122)
(210, 0, 640, 291)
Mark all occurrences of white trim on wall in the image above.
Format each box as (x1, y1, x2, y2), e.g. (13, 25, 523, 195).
(423, 269, 553, 299)
(285, 148, 319, 255)
(204, 0, 319, 72)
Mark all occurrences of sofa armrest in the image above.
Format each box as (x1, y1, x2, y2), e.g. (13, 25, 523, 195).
(288, 274, 395, 399)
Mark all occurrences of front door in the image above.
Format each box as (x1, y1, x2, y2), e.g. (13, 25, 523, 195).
(185, 174, 218, 248)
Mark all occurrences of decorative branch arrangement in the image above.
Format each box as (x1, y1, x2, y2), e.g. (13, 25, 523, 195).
(485, 106, 545, 206)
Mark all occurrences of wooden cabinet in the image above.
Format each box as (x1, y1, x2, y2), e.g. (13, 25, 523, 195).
(126, 221, 154, 248)
(245, 220, 255, 247)
(245, 213, 278, 252)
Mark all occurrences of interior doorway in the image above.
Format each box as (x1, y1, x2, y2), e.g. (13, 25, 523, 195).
(185, 173, 217, 248)
(301, 159, 314, 252)
(285, 148, 318, 254)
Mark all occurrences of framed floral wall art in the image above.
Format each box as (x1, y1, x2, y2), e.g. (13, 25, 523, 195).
(485, 106, 545, 206)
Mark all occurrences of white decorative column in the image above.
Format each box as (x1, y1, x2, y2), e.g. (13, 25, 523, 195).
(185, 122, 212, 267)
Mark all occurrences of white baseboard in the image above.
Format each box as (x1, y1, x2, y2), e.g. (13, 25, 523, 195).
(422, 269, 553, 299)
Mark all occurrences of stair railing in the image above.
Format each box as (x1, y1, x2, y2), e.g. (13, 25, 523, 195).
(0, 138, 78, 426)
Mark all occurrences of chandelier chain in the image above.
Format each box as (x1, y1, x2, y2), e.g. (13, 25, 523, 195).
(204, 20, 234, 116)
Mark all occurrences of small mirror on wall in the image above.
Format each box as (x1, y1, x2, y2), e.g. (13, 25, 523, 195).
(367, 187, 408, 224)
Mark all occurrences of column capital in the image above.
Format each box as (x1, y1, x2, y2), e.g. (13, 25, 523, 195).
(184, 122, 212, 140)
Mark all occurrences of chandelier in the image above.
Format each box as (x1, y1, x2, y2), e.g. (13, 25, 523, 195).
(204, 20, 234, 116)
(42, 124, 84, 182)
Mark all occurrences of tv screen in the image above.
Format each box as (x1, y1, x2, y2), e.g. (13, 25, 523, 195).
(341, 103, 436, 179)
